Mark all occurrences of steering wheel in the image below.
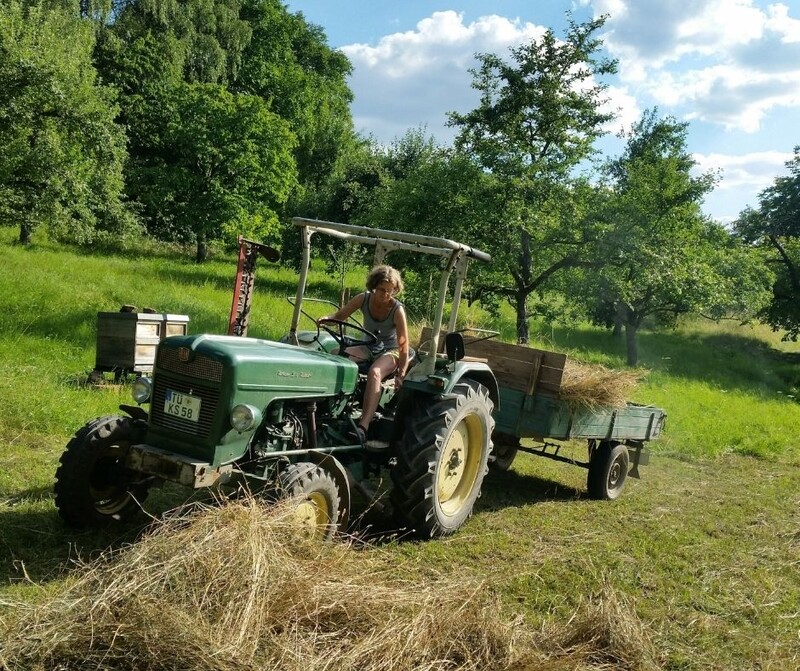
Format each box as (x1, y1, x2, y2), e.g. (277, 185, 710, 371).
(317, 318, 378, 352)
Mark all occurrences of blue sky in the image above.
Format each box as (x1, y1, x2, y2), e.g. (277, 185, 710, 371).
(284, 1, 800, 223)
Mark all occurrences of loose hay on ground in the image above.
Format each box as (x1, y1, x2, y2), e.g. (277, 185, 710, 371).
(0, 497, 661, 671)
(0, 499, 517, 671)
(547, 587, 659, 671)
(510, 587, 659, 671)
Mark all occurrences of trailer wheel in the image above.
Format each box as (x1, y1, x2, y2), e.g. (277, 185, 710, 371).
(278, 462, 341, 541)
(490, 433, 519, 471)
(54, 415, 149, 528)
(587, 440, 629, 500)
(391, 380, 494, 537)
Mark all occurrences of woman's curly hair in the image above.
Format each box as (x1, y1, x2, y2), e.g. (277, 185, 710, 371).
(365, 265, 404, 294)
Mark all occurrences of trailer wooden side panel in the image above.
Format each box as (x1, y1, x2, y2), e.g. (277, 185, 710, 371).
(419, 328, 566, 396)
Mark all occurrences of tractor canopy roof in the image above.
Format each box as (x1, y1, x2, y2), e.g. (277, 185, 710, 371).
(287, 218, 492, 376)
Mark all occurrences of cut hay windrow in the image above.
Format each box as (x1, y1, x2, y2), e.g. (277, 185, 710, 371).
(0, 499, 516, 671)
(0, 497, 659, 671)
(559, 360, 646, 410)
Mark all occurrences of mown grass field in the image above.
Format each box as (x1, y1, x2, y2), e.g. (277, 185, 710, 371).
(0, 229, 798, 670)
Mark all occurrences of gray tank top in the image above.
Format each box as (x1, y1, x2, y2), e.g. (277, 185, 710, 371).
(362, 291, 401, 354)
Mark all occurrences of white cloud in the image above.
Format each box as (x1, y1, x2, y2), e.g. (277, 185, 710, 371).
(601, 85, 641, 134)
(343, 11, 545, 76)
(676, 1, 765, 55)
(633, 63, 800, 132)
(696, 148, 793, 221)
(588, 0, 800, 133)
(342, 11, 546, 143)
(767, 3, 800, 41)
(594, 0, 766, 67)
(694, 150, 791, 190)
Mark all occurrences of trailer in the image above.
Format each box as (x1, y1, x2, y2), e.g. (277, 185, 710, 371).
(419, 328, 666, 500)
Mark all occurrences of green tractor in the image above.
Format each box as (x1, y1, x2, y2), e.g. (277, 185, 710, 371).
(54, 218, 498, 539)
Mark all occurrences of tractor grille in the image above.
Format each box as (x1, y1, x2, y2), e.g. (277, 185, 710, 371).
(150, 376, 220, 436)
(157, 348, 223, 382)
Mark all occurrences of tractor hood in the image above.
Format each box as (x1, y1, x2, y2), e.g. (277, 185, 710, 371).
(159, 334, 358, 396)
(144, 334, 359, 466)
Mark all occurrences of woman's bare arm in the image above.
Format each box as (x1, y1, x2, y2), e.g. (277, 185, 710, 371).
(320, 293, 365, 322)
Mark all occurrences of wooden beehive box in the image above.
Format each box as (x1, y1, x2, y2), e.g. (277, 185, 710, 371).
(95, 311, 189, 374)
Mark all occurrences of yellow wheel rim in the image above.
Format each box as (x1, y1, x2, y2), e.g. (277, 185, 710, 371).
(292, 492, 332, 540)
(437, 414, 483, 517)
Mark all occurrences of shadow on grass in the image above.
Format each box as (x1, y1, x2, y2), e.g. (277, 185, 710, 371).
(3, 466, 595, 578)
(536, 323, 799, 398)
(479, 468, 584, 511)
(0, 506, 149, 586)
(0, 486, 207, 587)
(349, 468, 585, 545)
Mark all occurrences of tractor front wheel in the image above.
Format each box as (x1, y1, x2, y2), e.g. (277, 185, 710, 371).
(391, 380, 494, 538)
(54, 415, 149, 528)
(278, 463, 341, 541)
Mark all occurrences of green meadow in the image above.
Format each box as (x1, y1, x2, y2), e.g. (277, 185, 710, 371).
(1, 229, 798, 670)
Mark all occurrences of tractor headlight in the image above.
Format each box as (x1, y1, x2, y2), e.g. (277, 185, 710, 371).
(132, 377, 152, 404)
(231, 404, 261, 432)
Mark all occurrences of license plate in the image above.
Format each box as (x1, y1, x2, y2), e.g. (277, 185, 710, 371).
(164, 390, 201, 422)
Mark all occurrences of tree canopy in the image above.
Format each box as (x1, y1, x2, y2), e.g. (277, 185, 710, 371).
(94, 0, 354, 258)
(128, 82, 297, 261)
(448, 16, 618, 343)
(735, 147, 800, 340)
(235, 0, 354, 190)
(0, 0, 133, 245)
(594, 110, 768, 365)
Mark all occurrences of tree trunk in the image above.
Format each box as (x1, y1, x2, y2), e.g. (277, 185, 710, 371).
(625, 318, 639, 367)
(515, 226, 533, 344)
(515, 291, 529, 344)
(18, 221, 33, 245)
(612, 301, 625, 338)
(196, 234, 208, 263)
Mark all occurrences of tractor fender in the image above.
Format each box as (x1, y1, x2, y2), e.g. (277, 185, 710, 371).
(118, 404, 149, 424)
(406, 361, 499, 406)
(454, 361, 500, 409)
(305, 451, 351, 531)
(395, 361, 499, 432)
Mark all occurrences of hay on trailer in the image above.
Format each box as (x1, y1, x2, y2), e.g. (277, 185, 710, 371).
(559, 360, 646, 410)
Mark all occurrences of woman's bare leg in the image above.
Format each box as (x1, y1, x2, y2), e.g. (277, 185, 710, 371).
(359, 354, 397, 431)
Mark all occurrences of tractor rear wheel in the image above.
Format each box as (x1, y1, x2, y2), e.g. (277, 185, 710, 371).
(54, 415, 149, 528)
(278, 462, 341, 541)
(391, 380, 494, 538)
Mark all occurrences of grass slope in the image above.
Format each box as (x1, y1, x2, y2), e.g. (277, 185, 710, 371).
(0, 230, 798, 670)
